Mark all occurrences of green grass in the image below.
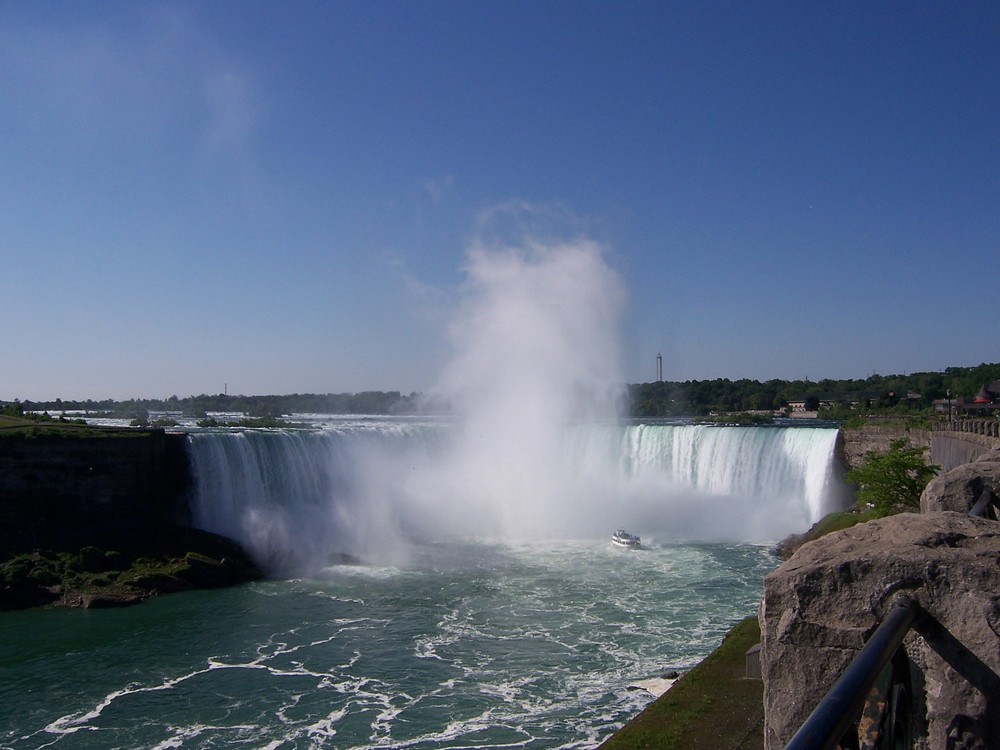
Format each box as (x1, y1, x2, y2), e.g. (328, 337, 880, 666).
(0, 414, 45, 430)
(599, 617, 764, 750)
(773, 510, 878, 559)
(0, 414, 150, 438)
(805, 510, 871, 538)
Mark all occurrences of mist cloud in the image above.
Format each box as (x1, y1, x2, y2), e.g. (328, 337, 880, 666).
(412, 207, 628, 538)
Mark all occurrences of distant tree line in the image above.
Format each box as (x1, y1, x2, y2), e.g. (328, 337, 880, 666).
(4, 362, 998, 420)
(5, 391, 422, 420)
(627, 362, 1000, 418)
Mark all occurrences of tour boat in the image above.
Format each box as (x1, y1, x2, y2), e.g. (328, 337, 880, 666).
(611, 528, 641, 549)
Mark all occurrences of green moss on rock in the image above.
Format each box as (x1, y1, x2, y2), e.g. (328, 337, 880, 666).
(1, 525, 262, 611)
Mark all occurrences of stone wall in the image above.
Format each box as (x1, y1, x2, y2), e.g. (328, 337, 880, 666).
(839, 422, 1000, 472)
(838, 424, 931, 470)
(0, 430, 190, 554)
(931, 430, 1000, 472)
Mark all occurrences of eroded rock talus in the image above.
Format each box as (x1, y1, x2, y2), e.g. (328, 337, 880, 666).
(760, 512, 1000, 750)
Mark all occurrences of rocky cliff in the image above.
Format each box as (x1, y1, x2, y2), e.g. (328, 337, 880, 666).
(760, 450, 1000, 750)
(0, 428, 190, 554)
(921, 448, 1000, 515)
(0, 427, 260, 609)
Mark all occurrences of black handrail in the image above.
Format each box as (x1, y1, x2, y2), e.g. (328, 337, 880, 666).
(969, 489, 998, 519)
(783, 595, 920, 750)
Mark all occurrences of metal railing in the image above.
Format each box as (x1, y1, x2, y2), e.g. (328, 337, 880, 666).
(783, 596, 920, 750)
(969, 489, 999, 520)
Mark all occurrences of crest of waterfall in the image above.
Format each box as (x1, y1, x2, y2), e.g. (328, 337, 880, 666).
(622, 423, 837, 518)
(187, 420, 841, 576)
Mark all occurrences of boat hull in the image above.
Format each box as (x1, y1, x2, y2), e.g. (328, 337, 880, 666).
(611, 529, 641, 549)
(611, 540, 640, 549)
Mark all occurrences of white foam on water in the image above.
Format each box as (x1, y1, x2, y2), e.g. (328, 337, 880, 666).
(8, 538, 777, 750)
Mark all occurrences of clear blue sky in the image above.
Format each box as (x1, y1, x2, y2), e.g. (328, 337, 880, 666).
(2, 1, 997, 401)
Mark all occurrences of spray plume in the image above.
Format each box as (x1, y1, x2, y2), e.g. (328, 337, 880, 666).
(187, 208, 841, 575)
(414, 213, 628, 539)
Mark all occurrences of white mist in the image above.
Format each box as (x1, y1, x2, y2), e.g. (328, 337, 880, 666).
(403, 222, 628, 540)
(186, 213, 844, 574)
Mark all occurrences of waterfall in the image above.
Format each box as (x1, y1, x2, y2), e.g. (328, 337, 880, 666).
(187, 420, 841, 574)
(621, 424, 838, 520)
(187, 421, 446, 574)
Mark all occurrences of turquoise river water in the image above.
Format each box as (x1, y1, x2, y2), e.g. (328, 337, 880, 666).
(2, 418, 840, 749)
(1, 538, 775, 750)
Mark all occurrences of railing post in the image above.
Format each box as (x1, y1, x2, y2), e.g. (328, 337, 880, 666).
(970, 489, 997, 519)
(783, 596, 920, 750)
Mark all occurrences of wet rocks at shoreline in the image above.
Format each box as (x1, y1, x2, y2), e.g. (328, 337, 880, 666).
(1, 525, 262, 611)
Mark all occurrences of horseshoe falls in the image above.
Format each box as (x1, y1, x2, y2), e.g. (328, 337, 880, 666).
(186, 419, 841, 576)
(1, 419, 842, 750)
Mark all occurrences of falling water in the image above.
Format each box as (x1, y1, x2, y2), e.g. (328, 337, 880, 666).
(187, 419, 840, 576)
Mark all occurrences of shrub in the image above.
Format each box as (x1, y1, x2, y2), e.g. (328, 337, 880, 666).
(845, 438, 939, 517)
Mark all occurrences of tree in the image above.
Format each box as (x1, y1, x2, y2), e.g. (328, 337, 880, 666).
(845, 438, 939, 517)
(1, 399, 24, 417)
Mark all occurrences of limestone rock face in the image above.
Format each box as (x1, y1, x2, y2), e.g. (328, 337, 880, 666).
(0, 431, 191, 554)
(920, 449, 1000, 514)
(760, 512, 1000, 750)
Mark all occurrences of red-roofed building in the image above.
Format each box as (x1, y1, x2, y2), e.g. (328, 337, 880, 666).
(951, 382, 1000, 416)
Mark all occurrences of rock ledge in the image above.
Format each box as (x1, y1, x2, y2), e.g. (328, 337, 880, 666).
(760, 512, 1000, 750)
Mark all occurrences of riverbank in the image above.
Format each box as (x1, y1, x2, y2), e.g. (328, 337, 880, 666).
(599, 617, 763, 750)
(0, 525, 261, 610)
(595, 512, 874, 748)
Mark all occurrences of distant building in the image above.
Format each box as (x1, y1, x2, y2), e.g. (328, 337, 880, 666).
(947, 381, 1000, 416)
(787, 390, 916, 413)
